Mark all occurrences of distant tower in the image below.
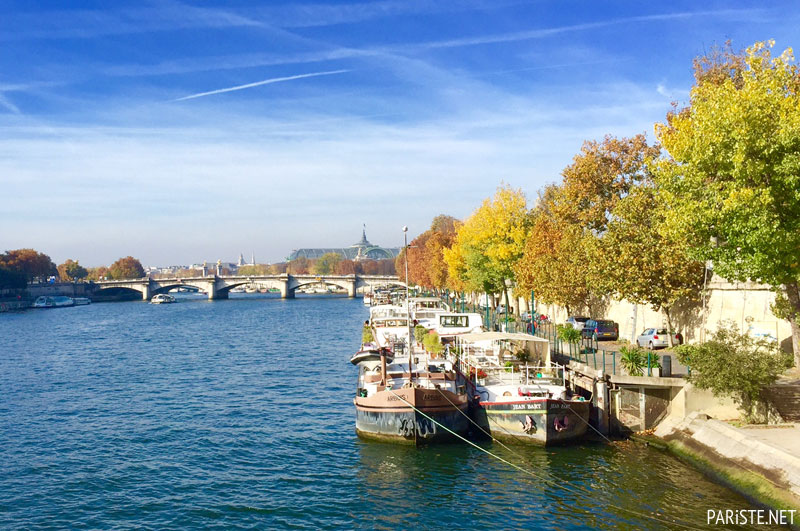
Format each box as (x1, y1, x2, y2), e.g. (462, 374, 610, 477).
(251, 251, 255, 265)
(237, 253, 245, 267)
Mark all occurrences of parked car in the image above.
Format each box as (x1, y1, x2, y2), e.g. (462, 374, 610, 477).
(566, 316, 590, 331)
(581, 319, 619, 341)
(636, 328, 682, 349)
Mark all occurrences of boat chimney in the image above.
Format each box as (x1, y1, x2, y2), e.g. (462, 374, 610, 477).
(380, 348, 388, 387)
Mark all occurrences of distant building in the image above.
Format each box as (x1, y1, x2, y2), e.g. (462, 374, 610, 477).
(287, 228, 401, 262)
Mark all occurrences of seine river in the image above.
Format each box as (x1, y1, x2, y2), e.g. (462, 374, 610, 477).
(0, 295, 777, 529)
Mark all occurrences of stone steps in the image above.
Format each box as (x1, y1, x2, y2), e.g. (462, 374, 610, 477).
(764, 381, 800, 422)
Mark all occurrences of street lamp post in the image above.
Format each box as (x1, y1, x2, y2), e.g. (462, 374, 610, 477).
(403, 226, 412, 377)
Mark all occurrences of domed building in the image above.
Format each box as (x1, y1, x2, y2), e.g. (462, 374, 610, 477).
(287, 227, 401, 262)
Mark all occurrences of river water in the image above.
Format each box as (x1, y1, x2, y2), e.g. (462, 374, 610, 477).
(0, 295, 777, 529)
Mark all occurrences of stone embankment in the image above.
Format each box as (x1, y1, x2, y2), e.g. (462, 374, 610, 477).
(652, 412, 800, 511)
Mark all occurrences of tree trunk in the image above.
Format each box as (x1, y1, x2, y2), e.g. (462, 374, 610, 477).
(663, 306, 675, 348)
(785, 282, 800, 368)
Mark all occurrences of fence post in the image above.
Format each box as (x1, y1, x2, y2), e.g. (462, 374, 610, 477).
(603, 350, 607, 374)
(647, 352, 652, 377)
(612, 351, 616, 374)
(592, 350, 597, 369)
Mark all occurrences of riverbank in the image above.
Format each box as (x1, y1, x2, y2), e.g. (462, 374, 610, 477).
(647, 412, 800, 513)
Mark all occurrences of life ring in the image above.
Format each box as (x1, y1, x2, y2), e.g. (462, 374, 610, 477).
(554, 416, 569, 432)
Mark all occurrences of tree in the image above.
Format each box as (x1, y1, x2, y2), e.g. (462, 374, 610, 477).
(515, 185, 595, 315)
(107, 256, 145, 280)
(334, 259, 356, 275)
(287, 257, 310, 274)
(676, 323, 793, 422)
(557, 134, 660, 233)
(314, 252, 342, 275)
(655, 41, 800, 364)
(238, 264, 273, 276)
(57, 259, 88, 282)
(444, 185, 530, 307)
(0, 249, 56, 281)
(86, 266, 108, 281)
(592, 184, 705, 344)
(0, 267, 26, 289)
(398, 215, 461, 290)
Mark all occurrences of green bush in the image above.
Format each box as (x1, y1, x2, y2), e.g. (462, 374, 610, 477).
(619, 346, 647, 376)
(557, 324, 581, 343)
(362, 325, 374, 344)
(422, 331, 444, 356)
(414, 324, 428, 344)
(676, 322, 793, 423)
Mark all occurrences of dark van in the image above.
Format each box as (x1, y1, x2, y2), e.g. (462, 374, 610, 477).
(581, 319, 619, 341)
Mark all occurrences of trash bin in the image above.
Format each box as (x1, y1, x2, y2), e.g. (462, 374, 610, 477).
(661, 355, 672, 377)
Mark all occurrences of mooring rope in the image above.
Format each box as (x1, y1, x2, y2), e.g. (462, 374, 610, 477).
(386, 387, 705, 531)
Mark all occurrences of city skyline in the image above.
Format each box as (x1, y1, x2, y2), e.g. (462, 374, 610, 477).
(1, 1, 798, 266)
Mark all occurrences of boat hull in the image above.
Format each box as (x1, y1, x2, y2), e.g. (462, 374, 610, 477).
(475, 398, 590, 445)
(355, 387, 469, 445)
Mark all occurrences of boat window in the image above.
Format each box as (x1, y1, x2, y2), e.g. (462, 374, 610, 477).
(440, 315, 468, 327)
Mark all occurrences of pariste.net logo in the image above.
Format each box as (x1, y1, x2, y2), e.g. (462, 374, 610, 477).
(707, 509, 796, 526)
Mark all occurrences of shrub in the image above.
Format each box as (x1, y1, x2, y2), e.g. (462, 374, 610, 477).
(362, 325, 374, 344)
(422, 330, 443, 355)
(676, 322, 793, 423)
(414, 324, 428, 344)
(619, 346, 647, 376)
(558, 324, 582, 343)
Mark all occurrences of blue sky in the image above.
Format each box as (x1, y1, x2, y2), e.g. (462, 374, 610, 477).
(1, 1, 797, 267)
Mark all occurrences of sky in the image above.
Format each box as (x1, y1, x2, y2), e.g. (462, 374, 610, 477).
(1, 1, 798, 267)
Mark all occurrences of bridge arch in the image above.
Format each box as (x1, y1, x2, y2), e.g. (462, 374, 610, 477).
(92, 286, 145, 301)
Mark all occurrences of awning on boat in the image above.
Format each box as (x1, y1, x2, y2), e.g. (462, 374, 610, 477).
(456, 331, 550, 344)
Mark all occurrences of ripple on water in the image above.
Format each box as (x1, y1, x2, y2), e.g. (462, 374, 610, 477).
(0, 297, 776, 530)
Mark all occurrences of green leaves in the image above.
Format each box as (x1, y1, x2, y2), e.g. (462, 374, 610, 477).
(676, 322, 793, 422)
(656, 41, 800, 288)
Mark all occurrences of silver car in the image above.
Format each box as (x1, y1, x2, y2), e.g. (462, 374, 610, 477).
(566, 316, 590, 331)
(636, 328, 682, 349)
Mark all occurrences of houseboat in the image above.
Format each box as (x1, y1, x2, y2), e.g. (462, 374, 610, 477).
(450, 332, 590, 445)
(351, 342, 471, 445)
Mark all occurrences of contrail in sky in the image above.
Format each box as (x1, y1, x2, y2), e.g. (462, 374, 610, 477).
(172, 69, 350, 101)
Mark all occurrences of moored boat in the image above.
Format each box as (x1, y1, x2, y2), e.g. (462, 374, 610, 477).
(33, 296, 75, 308)
(150, 293, 176, 304)
(450, 332, 590, 445)
(72, 297, 91, 305)
(352, 347, 471, 445)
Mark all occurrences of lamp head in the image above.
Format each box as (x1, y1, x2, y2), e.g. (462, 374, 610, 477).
(402, 226, 408, 233)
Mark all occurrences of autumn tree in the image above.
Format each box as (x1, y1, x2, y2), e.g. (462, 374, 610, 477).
(0, 249, 57, 281)
(287, 256, 311, 274)
(238, 264, 273, 275)
(515, 135, 657, 316)
(593, 185, 705, 343)
(557, 134, 661, 232)
(444, 185, 530, 309)
(314, 252, 343, 275)
(398, 215, 461, 290)
(334, 259, 356, 275)
(86, 266, 108, 281)
(655, 41, 800, 364)
(107, 256, 145, 280)
(515, 190, 595, 315)
(57, 259, 88, 282)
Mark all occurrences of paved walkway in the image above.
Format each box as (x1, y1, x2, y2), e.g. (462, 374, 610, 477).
(738, 424, 800, 458)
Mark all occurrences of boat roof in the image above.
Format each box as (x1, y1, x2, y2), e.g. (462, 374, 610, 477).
(457, 331, 549, 343)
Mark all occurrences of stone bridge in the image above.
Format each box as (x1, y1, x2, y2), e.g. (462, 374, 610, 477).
(91, 274, 404, 300)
